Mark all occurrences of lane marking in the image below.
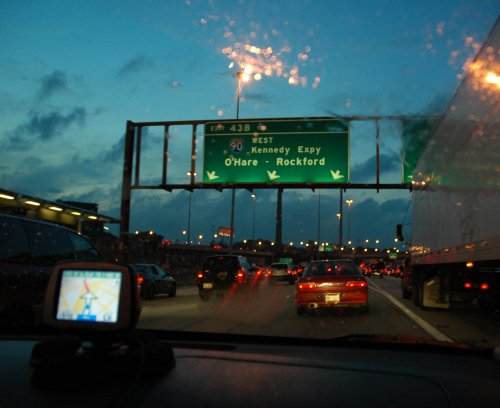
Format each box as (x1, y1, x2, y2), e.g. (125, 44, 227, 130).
(368, 279, 454, 343)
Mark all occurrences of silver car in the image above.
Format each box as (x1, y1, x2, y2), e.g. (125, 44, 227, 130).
(268, 263, 296, 285)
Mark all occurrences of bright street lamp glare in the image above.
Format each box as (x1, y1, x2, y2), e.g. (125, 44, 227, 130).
(242, 73, 251, 82)
(485, 71, 500, 86)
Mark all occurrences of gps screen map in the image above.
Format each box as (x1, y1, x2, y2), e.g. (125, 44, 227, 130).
(56, 270, 122, 324)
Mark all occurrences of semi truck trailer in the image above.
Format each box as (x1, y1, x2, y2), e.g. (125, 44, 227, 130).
(401, 17, 500, 310)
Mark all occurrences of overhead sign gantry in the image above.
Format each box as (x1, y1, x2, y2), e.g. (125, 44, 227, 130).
(118, 115, 437, 262)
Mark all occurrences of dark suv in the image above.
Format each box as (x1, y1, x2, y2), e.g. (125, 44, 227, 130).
(0, 212, 105, 327)
(196, 255, 259, 301)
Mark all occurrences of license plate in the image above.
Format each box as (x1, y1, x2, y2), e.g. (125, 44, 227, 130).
(325, 293, 340, 302)
(203, 283, 213, 289)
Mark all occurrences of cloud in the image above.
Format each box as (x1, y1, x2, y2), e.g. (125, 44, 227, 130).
(3, 107, 87, 150)
(351, 152, 400, 182)
(243, 92, 275, 104)
(103, 134, 126, 162)
(102, 127, 163, 164)
(348, 197, 410, 243)
(37, 70, 69, 102)
(1, 148, 123, 211)
(116, 55, 154, 78)
(125, 189, 410, 248)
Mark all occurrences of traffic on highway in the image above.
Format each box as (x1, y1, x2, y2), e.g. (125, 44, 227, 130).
(137, 261, 499, 347)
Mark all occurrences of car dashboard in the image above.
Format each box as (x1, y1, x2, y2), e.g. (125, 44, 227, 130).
(1, 331, 500, 408)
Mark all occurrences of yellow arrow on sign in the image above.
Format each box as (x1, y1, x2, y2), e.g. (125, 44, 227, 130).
(330, 170, 344, 180)
(207, 171, 219, 180)
(267, 170, 280, 181)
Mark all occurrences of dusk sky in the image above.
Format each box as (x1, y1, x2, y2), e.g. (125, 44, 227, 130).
(1, 1, 498, 248)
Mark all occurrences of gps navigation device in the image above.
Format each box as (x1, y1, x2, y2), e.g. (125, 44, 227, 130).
(43, 261, 141, 332)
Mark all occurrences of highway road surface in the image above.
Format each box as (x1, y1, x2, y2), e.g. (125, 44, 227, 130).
(137, 276, 500, 347)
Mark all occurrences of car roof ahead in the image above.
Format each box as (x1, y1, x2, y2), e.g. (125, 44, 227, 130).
(0, 211, 78, 233)
(304, 260, 361, 277)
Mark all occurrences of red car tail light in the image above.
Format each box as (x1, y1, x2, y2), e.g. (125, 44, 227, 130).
(346, 281, 367, 288)
(480, 283, 489, 290)
(287, 270, 291, 274)
(197, 272, 204, 279)
(137, 275, 144, 285)
(298, 282, 317, 289)
(464, 282, 473, 289)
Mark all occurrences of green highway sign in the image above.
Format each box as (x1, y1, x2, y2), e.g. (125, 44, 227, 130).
(401, 118, 436, 183)
(202, 119, 349, 184)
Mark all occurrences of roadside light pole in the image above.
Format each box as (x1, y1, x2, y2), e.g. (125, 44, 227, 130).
(229, 71, 244, 254)
(317, 190, 321, 259)
(186, 172, 195, 245)
(187, 193, 191, 244)
(346, 199, 353, 244)
(338, 189, 343, 248)
(251, 193, 256, 251)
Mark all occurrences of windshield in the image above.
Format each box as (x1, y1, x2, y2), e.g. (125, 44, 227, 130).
(304, 261, 361, 277)
(1, 1, 499, 349)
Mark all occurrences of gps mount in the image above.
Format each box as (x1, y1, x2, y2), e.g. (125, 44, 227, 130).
(31, 261, 175, 390)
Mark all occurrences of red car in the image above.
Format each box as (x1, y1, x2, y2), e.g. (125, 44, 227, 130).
(296, 260, 369, 315)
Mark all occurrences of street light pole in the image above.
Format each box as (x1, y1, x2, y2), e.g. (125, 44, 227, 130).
(186, 171, 195, 245)
(235, 71, 242, 120)
(317, 190, 321, 259)
(338, 189, 343, 248)
(187, 191, 192, 245)
(229, 71, 244, 254)
(251, 193, 256, 251)
(346, 199, 353, 244)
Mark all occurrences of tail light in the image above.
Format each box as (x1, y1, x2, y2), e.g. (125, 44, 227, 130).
(298, 282, 317, 289)
(137, 275, 144, 285)
(197, 272, 204, 279)
(480, 283, 489, 290)
(464, 282, 473, 289)
(346, 281, 367, 288)
(287, 269, 291, 274)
